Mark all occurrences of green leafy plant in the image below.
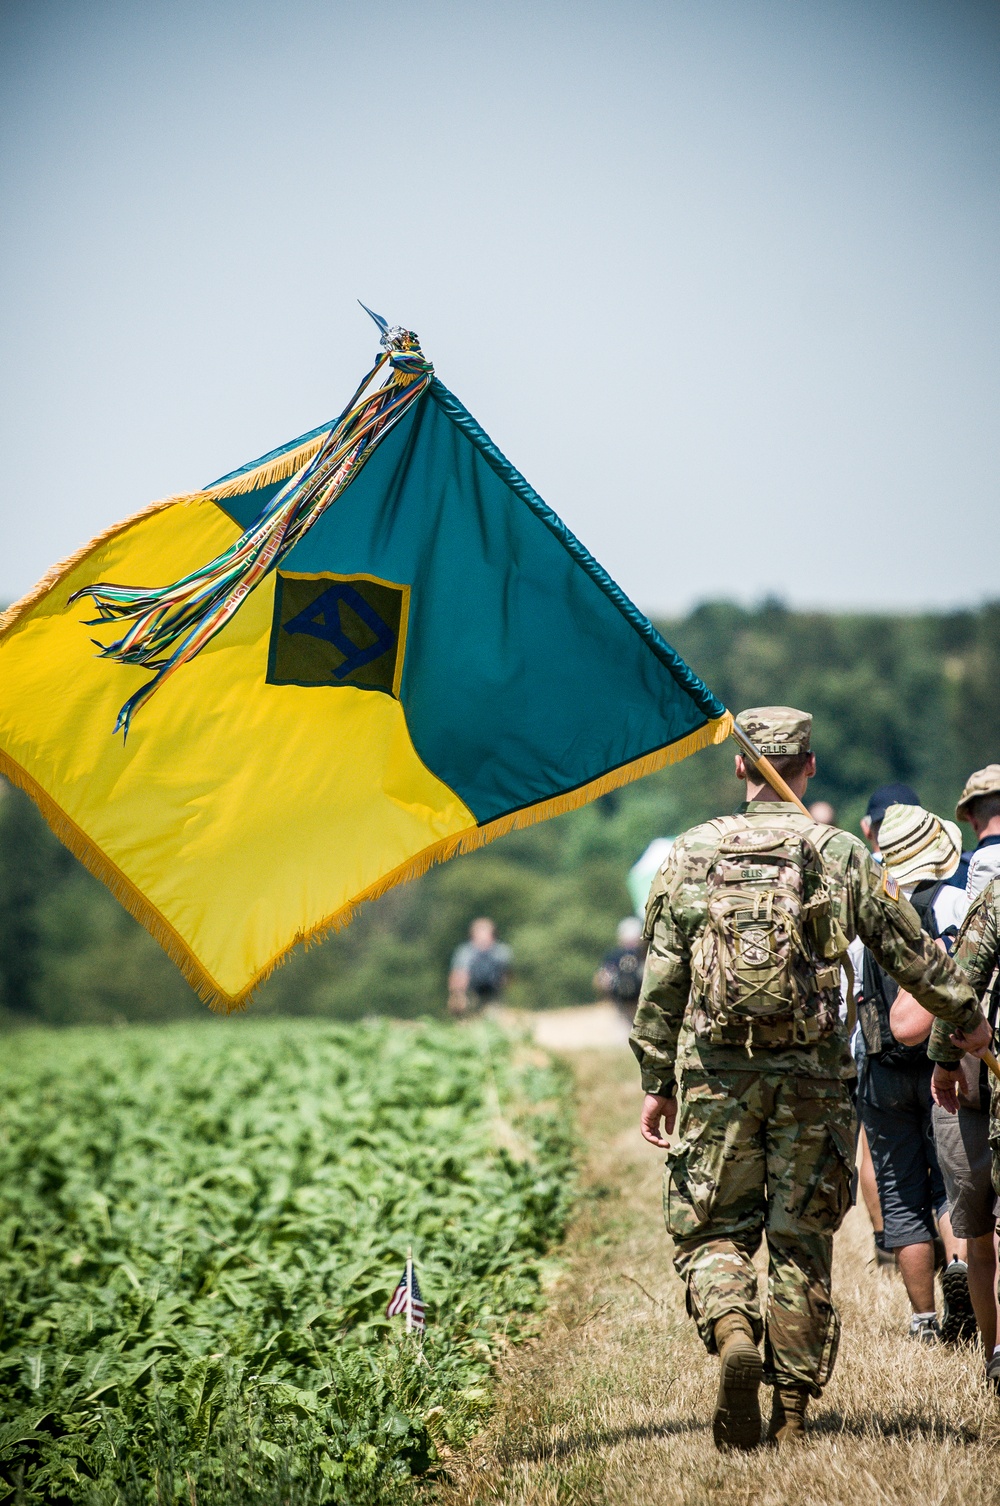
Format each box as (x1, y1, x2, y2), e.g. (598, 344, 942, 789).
(0, 1018, 574, 1503)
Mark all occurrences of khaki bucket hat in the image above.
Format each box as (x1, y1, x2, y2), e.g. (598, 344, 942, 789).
(956, 764, 1000, 822)
(879, 803, 962, 887)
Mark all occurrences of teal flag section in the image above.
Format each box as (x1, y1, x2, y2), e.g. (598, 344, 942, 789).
(210, 385, 725, 826)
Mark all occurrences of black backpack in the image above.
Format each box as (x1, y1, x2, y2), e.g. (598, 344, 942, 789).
(858, 880, 944, 1068)
(467, 948, 507, 997)
(611, 949, 644, 1004)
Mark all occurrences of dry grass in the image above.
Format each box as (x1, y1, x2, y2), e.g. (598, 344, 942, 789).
(433, 1045, 1000, 1506)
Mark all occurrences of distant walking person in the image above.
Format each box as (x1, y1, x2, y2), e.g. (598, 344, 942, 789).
(448, 918, 512, 1016)
(594, 917, 647, 1024)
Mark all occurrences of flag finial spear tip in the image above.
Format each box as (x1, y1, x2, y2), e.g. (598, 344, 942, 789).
(358, 300, 389, 333)
(359, 302, 419, 356)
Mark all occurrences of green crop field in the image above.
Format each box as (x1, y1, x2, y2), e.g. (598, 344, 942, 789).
(0, 1019, 574, 1505)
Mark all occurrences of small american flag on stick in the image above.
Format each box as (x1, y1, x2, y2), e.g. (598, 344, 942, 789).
(386, 1247, 426, 1332)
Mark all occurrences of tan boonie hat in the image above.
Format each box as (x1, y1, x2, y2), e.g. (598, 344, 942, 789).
(956, 764, 1000, 822)
(736, 706, 812, 757)
(879, 803, 962, 886)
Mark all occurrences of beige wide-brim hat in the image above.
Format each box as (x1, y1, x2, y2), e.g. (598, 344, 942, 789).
(879, 803, 962, 886)
(956, 764, 1000, 821)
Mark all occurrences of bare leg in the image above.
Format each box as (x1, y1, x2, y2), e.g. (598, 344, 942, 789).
(896, 1241, 936, 1314)
(966, 1231, 999, 1355)
(937, 1209, 965, 1266)
(857, 1125, 883, 1234)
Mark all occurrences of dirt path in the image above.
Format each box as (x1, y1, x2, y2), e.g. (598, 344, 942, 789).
(435, 1035, 1000, 1506)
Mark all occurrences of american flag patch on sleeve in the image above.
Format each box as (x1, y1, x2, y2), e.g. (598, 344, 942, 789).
(882, 869, 900, 901)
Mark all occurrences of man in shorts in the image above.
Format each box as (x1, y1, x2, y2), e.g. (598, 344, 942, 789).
(899, 776, 1000, 1371)
(926, 775, 1000, 1383)
(856, 803, 972, 1341)
(931, 1058, 1000, 1368)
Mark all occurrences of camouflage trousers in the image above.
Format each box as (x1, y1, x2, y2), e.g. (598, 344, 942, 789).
(663, 1069, 855, 1396)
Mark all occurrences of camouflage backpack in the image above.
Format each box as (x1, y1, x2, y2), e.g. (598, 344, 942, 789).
(689, 816, 850, 1047)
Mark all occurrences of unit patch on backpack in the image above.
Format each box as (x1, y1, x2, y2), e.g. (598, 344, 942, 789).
(689, 820, 847, 1047)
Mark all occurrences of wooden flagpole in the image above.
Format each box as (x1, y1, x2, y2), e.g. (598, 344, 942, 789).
(977, 1048, 1000, 1083)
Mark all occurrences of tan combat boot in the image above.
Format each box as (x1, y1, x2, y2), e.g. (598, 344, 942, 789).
(712, 1313, 763, 1451)
(767, 1383, 810, 1445)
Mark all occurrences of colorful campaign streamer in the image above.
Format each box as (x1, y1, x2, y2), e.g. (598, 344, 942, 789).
(71, 309, 432, 736)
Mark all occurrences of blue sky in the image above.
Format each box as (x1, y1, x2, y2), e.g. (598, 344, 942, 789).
(2, 0, 998, 614)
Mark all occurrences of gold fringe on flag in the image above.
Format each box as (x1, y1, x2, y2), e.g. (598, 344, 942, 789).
(0, 711, 731, 1014)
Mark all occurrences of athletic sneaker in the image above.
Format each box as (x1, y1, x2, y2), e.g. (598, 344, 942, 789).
(908, 1314, 940, 1343)
(940, 1258, 977, 1345)
(986, 1351, 1000, 1392)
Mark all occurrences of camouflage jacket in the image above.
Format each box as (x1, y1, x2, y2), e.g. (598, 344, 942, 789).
(928, 879, 1000, 1068)
(629, 801, 983, 1095)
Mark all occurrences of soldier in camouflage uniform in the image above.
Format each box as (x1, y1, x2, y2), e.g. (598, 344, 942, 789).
(930, 876, 1000, 1088)
(630, 708, 990, 1450)
(927, 879, 1000, 1379)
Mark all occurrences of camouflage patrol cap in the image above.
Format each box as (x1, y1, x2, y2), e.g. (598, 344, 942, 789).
(736, 706, 812, 757)
(956, 764, 1000, 821)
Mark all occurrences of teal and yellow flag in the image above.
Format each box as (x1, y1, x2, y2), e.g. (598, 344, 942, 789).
(0, 319, 730, 1010)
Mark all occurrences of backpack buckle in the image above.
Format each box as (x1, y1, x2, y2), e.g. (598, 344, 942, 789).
(792, 1017, 817, 1046)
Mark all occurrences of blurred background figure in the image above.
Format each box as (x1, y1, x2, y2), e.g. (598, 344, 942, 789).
(594, 916, 647, 1026)
(808, 800, 837, 825)
(447, 917, 512, 1017)
(627, 838, 675, 918)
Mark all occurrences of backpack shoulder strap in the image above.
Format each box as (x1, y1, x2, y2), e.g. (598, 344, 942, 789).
(704, 814, 747, 839)
(808, 822, 845, 861)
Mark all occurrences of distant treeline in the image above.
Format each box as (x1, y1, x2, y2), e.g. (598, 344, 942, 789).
(3, 599, 998, 1027)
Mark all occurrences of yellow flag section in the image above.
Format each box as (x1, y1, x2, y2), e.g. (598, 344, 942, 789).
(1, 377, 733, 1012)
(0, 496, 476, 1005)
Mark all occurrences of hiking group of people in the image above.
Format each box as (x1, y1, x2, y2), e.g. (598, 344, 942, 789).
(629, 706, 1000, 1450)
(851, 778, 1000, 1360)
(443, 724, 1000, 1452)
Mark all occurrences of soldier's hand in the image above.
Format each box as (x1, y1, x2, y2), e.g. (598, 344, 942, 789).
(930, 1064, 962, 1115)
(640, 1093, 676, 1147)
(950, 1015, 993, 1059)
